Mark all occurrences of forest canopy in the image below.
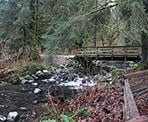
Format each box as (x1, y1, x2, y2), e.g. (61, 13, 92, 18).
(0, 0, 147, 62)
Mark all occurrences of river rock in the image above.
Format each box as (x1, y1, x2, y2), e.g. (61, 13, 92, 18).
(32, 100, 38, 104)
(56, 68, 63, 74)
(20, 107, 28, 111)
(0, 115, 7, 121)
(20, 79, 29, 84)
(33, 88, 41, 94)
(42, 79, 52, 83)
(20, 75, 35, 84)
(36, 70, 51, 79)
(24, 75, 34, 80)
(36, 70, 44, 76)
(49, 76, 57, 82)
(31, 74, 38, 79)
(0, 105, 8, 109)
(28, 79, 35, 83)
(0, 81, 8, 86)
(43, 69, 50, 74)
(32, 82, 38, 86)
(7, 111, 19, 121)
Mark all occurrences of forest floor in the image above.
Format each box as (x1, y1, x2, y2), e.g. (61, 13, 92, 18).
(44, 69, 148, 122)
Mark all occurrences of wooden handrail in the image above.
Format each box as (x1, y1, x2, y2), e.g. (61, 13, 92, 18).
(75, 46, 142, 56)
(77, 46, 141, 48)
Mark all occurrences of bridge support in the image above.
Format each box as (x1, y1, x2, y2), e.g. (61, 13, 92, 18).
(74, 56, 97, 75)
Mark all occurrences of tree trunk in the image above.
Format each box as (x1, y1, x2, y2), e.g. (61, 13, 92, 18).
(141, 0, 148, 62)
(141, 32, 148, 62)
(35, 0, 39, 44)
(30, 0, 35, 29)
(93, 0, 98, 47)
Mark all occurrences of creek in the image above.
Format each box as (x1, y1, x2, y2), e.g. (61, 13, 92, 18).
(0, 60, 135, 122)
(0, 71, 95, 122)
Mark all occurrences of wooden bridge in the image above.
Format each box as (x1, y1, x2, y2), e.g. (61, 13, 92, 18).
(75, 46, 142, 61)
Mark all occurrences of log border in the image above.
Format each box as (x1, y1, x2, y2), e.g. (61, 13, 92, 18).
(123, 78, 140, 121)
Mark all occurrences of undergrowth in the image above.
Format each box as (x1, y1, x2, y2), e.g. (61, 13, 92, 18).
(39, 82, 123, 122)
(133, 62, 148, 71)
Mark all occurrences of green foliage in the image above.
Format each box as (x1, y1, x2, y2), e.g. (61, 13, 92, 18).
(0, 0, 46, 60)
(40, 120, 56, 122)
(133, 62, 148, 71)
(2, 68, 20, 84)
(41, 0, 98, 55)
(29, 48, 41, 61)
(0, 0, 147, 62)
(20, 62, 47, 75)
(40, 106, 90, 122)
(118, 0, 148, 42)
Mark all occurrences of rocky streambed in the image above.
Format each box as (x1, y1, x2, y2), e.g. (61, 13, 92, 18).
(0, 68, 98, 122)
(0, 60, 135, 122)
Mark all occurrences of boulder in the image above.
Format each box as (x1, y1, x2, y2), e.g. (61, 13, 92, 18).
(20, 107, 28, 111)
(35, 70, 44, 76)
(0, 115, 7, 122)
(33, 88, 41, 94)
(32, 82, 38, 86)
(7, 111, 19, 121)
(20, 79, 29, 84)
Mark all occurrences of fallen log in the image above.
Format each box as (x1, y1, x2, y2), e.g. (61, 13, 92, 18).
(123, 70, 148, 121)
(123, 79, 140, 121)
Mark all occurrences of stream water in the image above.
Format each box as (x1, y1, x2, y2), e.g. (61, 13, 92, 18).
(0, 81, 49, 122)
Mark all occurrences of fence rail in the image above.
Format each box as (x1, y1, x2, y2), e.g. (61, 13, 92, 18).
(75, 46, 142, 57)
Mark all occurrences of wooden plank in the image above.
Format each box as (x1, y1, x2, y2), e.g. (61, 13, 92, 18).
(85, 48, 96, 55)
(123, 79, 140, 121)
(100, 48, 112, 55)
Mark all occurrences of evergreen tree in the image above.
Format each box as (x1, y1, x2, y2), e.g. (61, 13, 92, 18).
(0, 0, 147, 62)
(117, 0, 148, 61)
(0, 0, 19, 59)
(42, 0, 113, 54)
(0, 0, 43, 60)
(42, 0, 88, 53)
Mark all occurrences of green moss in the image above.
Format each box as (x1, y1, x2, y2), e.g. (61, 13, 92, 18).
(21, 62, 47, 75)
(2, 62, 48, 84)
(3, 69, 20, 84)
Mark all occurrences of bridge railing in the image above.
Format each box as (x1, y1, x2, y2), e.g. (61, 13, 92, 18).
(76, 46, 142, 56)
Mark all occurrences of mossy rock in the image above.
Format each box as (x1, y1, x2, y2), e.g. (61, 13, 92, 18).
(2, 62, 48, 84)
(1, 68, 20, 84)
(21, 63, 47, 75)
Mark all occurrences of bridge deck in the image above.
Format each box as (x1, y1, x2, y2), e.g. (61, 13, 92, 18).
(75, 46, 141, 61)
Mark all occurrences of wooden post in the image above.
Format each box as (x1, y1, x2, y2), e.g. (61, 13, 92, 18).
(111, 47, 114, 60)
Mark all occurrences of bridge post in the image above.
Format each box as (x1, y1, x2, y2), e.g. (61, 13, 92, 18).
(111, 47, 114, 60)
(124, 47, 127, 62)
